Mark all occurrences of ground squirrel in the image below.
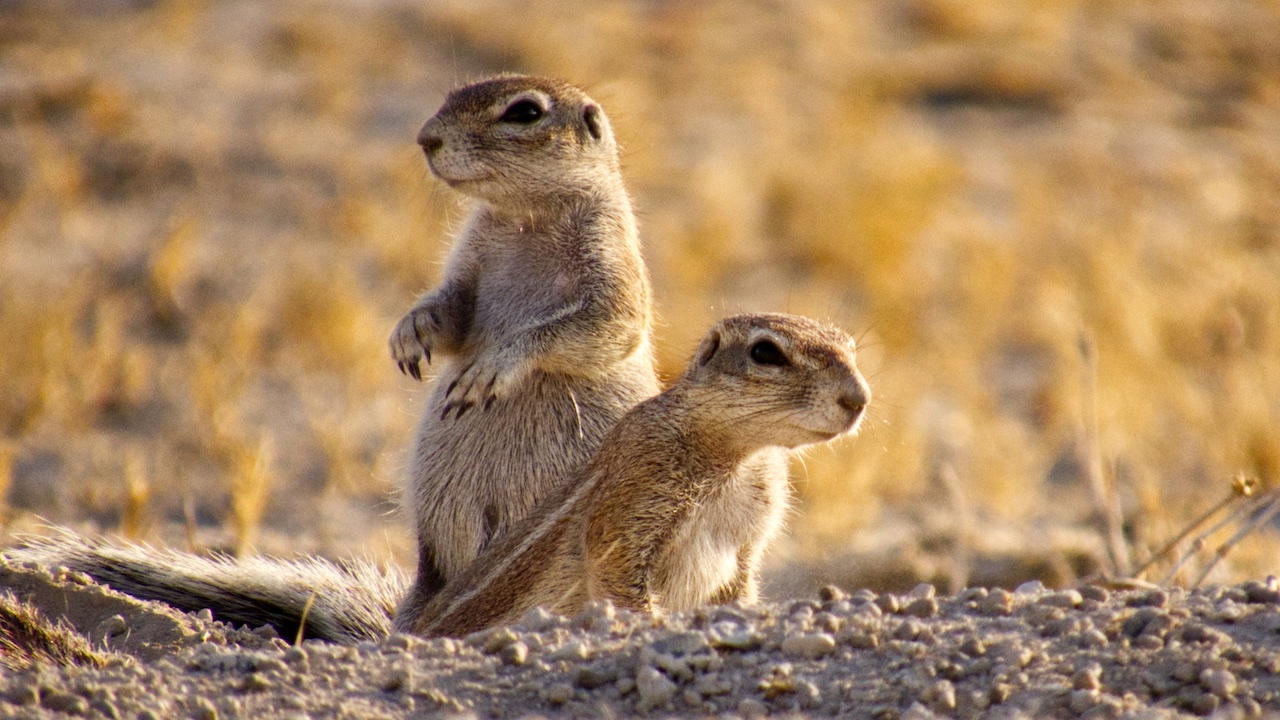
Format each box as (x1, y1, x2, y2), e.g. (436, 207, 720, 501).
(404, 313, 870, 638)
(9, 314, 867, 642)
(386, 75, 659, 627)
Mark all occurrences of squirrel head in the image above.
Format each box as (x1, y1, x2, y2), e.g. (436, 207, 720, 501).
(418, 75, 621, 208)
(684, 313, 870, 452)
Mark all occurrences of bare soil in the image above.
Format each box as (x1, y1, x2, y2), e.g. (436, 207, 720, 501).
(3, 560, 1279, 719)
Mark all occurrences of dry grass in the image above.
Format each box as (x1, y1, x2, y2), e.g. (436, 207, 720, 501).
(1, 0, 1278, 592)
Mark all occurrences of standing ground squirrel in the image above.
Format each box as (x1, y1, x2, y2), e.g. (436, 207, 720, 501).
(386, 76, 660, 627)
(404, 313, 870, 638)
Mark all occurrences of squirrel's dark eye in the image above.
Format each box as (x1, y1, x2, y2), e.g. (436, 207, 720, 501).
(500, 99, 544, 124)
(749, 339, 788, 367)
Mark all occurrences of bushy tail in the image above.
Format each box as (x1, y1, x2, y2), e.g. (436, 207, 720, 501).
(5, 531, 408, 644)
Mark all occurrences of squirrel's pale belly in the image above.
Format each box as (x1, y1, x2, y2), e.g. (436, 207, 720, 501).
(658, 480, 768, 611)
(662, 536, 739, 611)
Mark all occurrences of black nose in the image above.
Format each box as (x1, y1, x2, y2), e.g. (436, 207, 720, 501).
(418, 132, 443, 155)
(837, 386, 868, 415)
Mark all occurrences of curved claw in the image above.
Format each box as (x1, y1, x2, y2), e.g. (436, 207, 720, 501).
(454, 402, 472, 420)
(483, 396, 496, 412)
(408, 362, 422, 381)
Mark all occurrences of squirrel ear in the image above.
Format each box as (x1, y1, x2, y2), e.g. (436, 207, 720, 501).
(583, 104, 605, 141)
(695, 331, 721, 367)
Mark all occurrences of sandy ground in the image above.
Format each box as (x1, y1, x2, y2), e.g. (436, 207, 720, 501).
(3, 560, 1279, 719)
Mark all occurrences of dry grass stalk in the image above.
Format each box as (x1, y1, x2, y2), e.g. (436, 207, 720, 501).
(1077, 331, 1130, 577)
(121, 449, 151, 540)
(1190, 486, 1280, 588)
(230, 437, 275, 558)
(1131, 474, 1258, 581)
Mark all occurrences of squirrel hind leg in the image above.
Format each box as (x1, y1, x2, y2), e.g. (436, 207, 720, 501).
(393, 544, 448, 634)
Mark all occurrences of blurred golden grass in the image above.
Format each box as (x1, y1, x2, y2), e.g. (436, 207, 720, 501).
(1, 0, 1278, 590)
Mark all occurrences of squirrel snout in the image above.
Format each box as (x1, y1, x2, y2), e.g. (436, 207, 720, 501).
(836, 382, 869, 417)
(418, 131, 444, 155)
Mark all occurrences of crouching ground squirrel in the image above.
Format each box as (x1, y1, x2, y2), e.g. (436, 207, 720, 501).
(404, 313, 870, 638)
(386, 75, 659, 627)
(8, 313, 868, 641)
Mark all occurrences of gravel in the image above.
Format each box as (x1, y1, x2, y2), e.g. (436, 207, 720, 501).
(3, 563, 1280, 718)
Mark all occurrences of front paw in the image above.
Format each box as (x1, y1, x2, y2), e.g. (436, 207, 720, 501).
(441, 352, 529, 419)
(388, 306, 441, 381)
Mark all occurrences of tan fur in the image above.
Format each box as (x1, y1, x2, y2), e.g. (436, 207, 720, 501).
(387, 75, 660, 628)
(407, 313, 870, 638)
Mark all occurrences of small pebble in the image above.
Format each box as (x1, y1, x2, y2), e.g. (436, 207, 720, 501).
(738, 698, 768, 718)
(713, 630, 763, 651)
(242, 673, 273, 692)
(654, 630, 708, 656)
(797, 680, 822, 709)
(500, 641, 528, 666)
(383, 633, 416, 651)
(850, 588, 878, 604)
(814, 611, 841, 633)
(781, 633, 836, 659)
(1040, 590, 1084, 609)
(877, 594, 901, 614)
(41, 690, 89, 714)
(653, 652, 693, 682)
(1189, 692, 1220, 715)
(1216, 603, 1245, 622)
(575, 662, 617, 689)
(1072, 663, 1103, 690)
(901, 701, 942, 720)
(1199, 668, 1237, 698)
(842, 627, 879, 649)
(922, 679, 956, 711)
(1242, 579, 1280, 604)
(636, 666, 678, 709)
(981, 589, 1013, 616)
(518, 606, 561, 632)
(549, 640, 589, 661)
(904, 598, 938, 618)
(481, 628, 519, 654)
(908, 583, 937, 600)
(1079, 585, 1109, 603)
(1078, 628, 1109, 649)
(193, 697, 219, 720)
(1015, 580, 1047, 595)
(694, 673, 734, 697)
(380, 670, 409, 693)
(819, 585, 847, 603)
(1126, 589, 1169, 608)
(989, 683, 1011, 704)
(1068, 689, 1099, 715)
(1133, 635, 1164, 650)
(541, 682, 574, 705)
